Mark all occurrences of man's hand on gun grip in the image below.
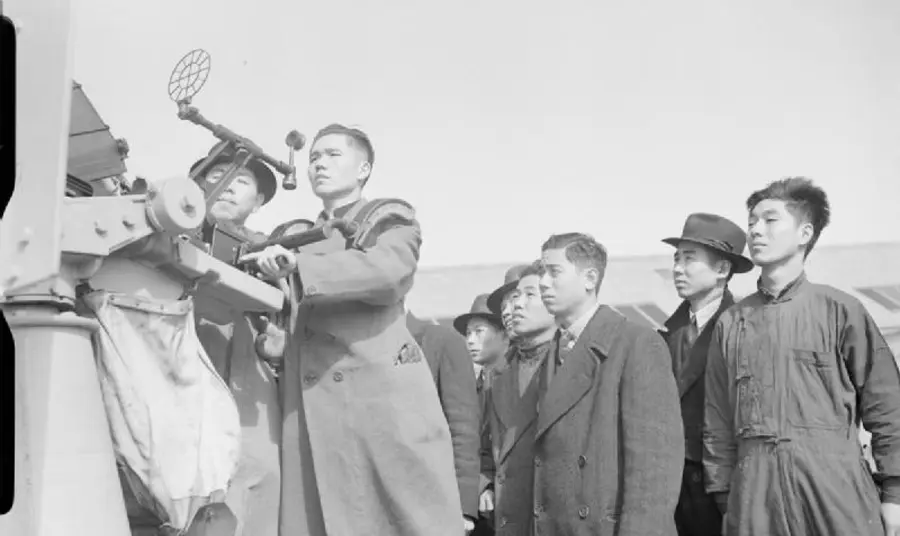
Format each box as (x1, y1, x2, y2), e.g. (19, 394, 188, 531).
(239, 244, 296, 280)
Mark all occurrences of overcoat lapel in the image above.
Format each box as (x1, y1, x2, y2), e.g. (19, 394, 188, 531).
(662, 301, 691, 384)
(535, 306, 622, 440)
(664, 291, 734, 397)
(491, 359, 540, 464)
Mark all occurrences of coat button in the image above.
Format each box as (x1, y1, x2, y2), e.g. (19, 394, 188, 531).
(534, 456, 541, 467)
(577, 455, 587, 468)
(333, 371, 344, 382)
(578, 506, 590, 519)
(305, 285, 318, 296)
(692, 472, 702, 483)
(533, 504, 543, 517)
(303, 373, 317, 384)
(499, 516, 507, 527)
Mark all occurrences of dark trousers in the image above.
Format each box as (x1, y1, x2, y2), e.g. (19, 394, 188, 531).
(470, 513, 494, 536)
(675, 459, 723, 536)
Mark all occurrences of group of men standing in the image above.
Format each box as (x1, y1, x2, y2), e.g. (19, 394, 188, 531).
(456, 180, 900, 536)
(185, 121, 900, 536)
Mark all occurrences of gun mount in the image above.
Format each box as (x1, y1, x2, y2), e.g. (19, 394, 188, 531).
(166, 49, 332, 284)
(0, 5, 284, 535)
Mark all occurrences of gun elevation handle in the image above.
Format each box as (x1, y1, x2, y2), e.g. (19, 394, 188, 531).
(235, 219, 360, 269)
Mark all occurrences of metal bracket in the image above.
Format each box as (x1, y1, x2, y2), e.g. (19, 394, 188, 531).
(179, 270, 221, 299)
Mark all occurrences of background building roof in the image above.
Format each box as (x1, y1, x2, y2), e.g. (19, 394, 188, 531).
(407, 242, 900, 342)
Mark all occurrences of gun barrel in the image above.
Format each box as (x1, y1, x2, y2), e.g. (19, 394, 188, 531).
(241, 226, 332, 258)
(234, 220, 360, 268)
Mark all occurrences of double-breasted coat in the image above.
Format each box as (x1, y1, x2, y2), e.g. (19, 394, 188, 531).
(278, 199, 463, 536)
(482, 341, 553, 536)
(533, 306, 685, 536)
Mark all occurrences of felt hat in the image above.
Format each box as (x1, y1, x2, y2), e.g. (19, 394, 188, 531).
(662, 212, 754, 273)
(453, 293, 503, 336)
(189, 145, 278, 205)
(486, 263, 532, 315)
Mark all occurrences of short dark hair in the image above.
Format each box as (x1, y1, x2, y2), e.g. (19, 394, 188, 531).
(746, 177, 830, 256)
(313, 123, 375, 166)
(518, 259, 544, 279)
(541, 233, 608, 289)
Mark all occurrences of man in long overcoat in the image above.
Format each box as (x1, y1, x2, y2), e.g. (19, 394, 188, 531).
(481, 262, 557, 535)
(242, 124, 463, 536)
(535, 232, 684, 536)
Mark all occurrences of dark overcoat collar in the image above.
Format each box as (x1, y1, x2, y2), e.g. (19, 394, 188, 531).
(535, 306, 624, 440)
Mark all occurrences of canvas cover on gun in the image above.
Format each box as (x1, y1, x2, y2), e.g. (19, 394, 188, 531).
(80, 290, 241, 531)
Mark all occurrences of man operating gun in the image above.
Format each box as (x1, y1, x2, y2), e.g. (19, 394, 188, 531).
(240, 124, 464, 536)
(190, 146, 282, 536)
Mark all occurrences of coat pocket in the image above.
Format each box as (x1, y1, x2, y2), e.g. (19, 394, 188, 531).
(393, 341, 424, 367)
(787, 349, 843, 430)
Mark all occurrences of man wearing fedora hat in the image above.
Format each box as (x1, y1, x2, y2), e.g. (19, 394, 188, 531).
(660, 213, 753, 536)
(487, 264, 532, 344)
(474, 263, 529, 531)
(456, 294, 509, 382)
(479, 261, 559, 535)
(453, 294, 508, 535)
(189, 145, 282, 536)
(189, 145, 278, 230)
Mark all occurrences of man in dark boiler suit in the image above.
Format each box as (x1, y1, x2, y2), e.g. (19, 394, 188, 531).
(704, 177, 900, 536)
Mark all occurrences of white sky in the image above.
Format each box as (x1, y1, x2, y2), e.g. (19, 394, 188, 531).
(70, 0, 900, 268)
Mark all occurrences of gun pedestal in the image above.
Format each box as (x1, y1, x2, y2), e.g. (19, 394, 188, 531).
(3, 174, 284, 535)
(1, 176, 208, 536)
(2, 256, 130, 536)
(3, 297, 128, 536)
(0, 0, 134, 533)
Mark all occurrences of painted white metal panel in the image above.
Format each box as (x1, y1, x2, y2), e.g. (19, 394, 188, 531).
(0, 0, 74, 296)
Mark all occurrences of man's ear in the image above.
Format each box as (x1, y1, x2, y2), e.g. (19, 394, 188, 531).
(798, 221, 814, 249)
(357, 161, 372, 185)
(252, 193, 265, 213)
(717, 258, 732, 279)
(584, 267, 601, 292)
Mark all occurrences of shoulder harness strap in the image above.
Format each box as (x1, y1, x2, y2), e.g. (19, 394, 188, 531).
(347, 198, 417, 250)
(268, 218, 316, 242)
